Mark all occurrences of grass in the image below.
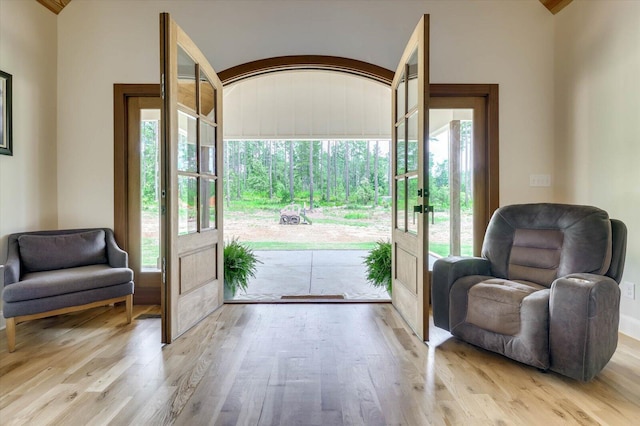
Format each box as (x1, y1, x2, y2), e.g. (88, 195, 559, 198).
(344, 212, 370, 220)
(311, 218, 370, 227)
(429, 242, 473, 257)
(141, 237, 160, 268)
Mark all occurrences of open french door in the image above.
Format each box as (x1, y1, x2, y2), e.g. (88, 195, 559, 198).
(160, 13, 224, 342)
(391, 15, 430, 341)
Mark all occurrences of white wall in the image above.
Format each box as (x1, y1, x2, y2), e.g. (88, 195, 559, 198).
(0, 0, 58, 326)
(56, 0, 556, 228)
(224, 71, 391, 140)
(555, 0, 640, 339)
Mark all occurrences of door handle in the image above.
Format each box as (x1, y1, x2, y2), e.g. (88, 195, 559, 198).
(426, 205, 435, 224)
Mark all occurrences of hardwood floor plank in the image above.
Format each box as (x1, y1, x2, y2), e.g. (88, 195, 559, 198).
(1, 303, 639, 425)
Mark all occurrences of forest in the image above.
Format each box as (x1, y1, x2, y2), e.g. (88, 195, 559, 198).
(224, 140, 392, 209)
(140, 118, 475, 255)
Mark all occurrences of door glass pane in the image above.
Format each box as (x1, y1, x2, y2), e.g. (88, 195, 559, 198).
(140, 109, 161, 270)
(396, 70, 406, 118)
(200, 178, 216, 230)
(200, 69, 216, 122)
(407, 49, 419, 111)
(178, 175, 198, 235)
(428, 108, 474, 257)
(177, 46, 197, 111)
(396, 178, 406, 231)
(396, 121, 405, 175)
(407, 111, 418, 172)
(200, 121, 216, 175)
(178, 110, 197, 172)
(459, 117, 474, 256)
(408, 175, 419, 235)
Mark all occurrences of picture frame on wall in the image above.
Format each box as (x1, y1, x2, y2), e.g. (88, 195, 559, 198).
(1, 70, 13, 156)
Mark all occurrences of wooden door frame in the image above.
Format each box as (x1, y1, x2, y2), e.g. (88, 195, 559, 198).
(113, 83, 162, 305)
(430, 84, 500, 254)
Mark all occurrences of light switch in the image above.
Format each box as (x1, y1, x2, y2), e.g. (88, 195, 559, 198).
(529, 174, 551, 187)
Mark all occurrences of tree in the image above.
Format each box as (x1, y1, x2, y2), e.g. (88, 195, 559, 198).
(326, 141, 331, 201)
(268, 141, 273, 199)
(365, 141, 370, 184)
(374, 141, 379, 206)
(288, 141, 294, 202)
(223, 139, 392, 208)
(309, 141, 314, 209)
(140, 121, 160, 209)
(344, 142, 350, 201)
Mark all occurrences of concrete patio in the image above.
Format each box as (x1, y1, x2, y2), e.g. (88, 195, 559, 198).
(228, 250, 391, 301)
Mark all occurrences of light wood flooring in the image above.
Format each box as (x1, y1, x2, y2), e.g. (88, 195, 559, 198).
(0, 303, 639, 425)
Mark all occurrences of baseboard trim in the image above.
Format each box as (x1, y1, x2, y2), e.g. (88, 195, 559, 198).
(619, 314, 640, 341)
(133, 287, 161, 305)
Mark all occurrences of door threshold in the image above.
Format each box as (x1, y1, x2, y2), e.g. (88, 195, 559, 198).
(224, 298, 391, 304)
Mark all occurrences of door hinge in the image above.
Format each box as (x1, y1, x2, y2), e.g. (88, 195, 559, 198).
(413, 205, 423, 213)
(161, 257, 166, 283)
(161, 74, 165, 100)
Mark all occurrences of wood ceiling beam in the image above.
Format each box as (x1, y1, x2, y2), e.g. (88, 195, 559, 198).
(539, 0, 573, 15)
(36, 0, 71, 15)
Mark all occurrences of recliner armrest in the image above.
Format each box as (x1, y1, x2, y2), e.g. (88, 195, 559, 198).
(549, 273, 620, 381)
(432, 256, 491, 331)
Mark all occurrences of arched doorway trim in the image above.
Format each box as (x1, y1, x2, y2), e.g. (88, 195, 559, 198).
(218, 55, 394, 86)
(218, 55, 500, 240)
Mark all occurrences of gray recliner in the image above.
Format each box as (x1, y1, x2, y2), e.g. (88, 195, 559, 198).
(432, 203, 627, 381)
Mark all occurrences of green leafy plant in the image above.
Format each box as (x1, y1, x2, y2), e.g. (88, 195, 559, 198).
(224, 237, 262, 297)
(363, 240, 392, 294)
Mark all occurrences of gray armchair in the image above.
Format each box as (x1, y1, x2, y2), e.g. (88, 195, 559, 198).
(432, 203, 627, 381)
(2, 228, 134, 352)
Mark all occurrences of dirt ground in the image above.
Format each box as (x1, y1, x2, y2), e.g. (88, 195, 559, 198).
(225, 208, 391, 244)
(224, 207, 473, 248)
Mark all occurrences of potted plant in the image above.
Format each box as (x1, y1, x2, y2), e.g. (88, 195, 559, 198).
(224, 237, 261, 299)
(363, 240, 392, 294)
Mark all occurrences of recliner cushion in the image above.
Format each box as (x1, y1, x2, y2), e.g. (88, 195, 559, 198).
(2, 265, 133, 302)
(466, 278, 545, 336)
(18, 230, 108, 273)
(450, 275, 551, 369)
(508, 228, 563, 285)
(482, 204, 612, 286)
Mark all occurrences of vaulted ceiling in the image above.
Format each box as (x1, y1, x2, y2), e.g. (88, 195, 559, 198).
(36, 0, 70, 15)
(539, 0, 574, 14)
(35, 0, 573, 15)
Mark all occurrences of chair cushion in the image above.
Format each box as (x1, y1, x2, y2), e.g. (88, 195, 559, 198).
(482, 204, 612, 286)
(2, 265, 133, 302)
(509, 229, 563, 285)
(450, 275, 551, 369)
(466, 278, 546, 335)
(18, 230, 108, 272)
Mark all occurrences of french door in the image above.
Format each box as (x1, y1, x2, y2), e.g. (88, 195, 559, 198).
(391, 15, 430, 341)
(160, 13, 224, 342)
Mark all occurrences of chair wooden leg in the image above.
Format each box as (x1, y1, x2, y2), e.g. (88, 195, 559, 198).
(125, 294, 133, 324)
(6, 317, 16, 352)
